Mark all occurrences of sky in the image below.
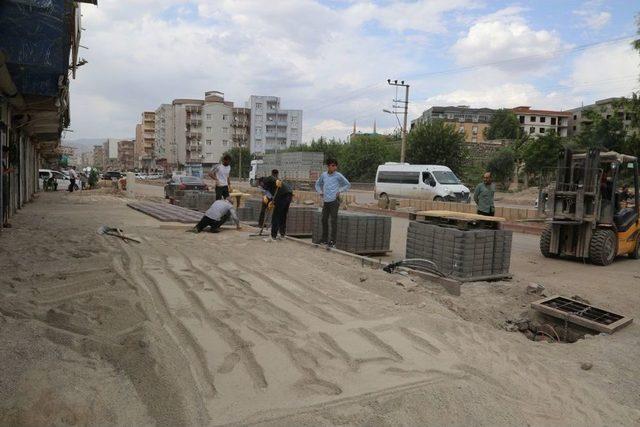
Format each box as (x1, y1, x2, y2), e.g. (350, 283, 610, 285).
(66, 0, 640, 144)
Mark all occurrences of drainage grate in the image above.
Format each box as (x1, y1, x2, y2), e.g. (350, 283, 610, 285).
(531, 295, 633, 334)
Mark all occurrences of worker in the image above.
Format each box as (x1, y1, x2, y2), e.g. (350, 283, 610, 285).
(262, 173, 293, 242)
(189, 198, 240, 233)
(315, 158, 351, 247)
(257, 169, 279, 228)
(209, 154, 232, 200)
(474, 172, 495, 216)
(68, 166, 79, 192)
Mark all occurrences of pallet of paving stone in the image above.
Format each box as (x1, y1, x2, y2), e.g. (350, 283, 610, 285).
(531, 295, 632, 334)
(286, 206, 318, 236)
(311, 210, 391, 254)
(410, 210, 505, 230)
(405, 221, 512, 280)
(127, 201, 202, 223)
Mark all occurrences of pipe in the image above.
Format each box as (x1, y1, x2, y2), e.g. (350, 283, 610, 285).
(0, 52, 25, 109)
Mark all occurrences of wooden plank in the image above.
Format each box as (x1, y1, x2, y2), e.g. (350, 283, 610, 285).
(531, 295, 633, 334)
(415, 210, 506, 223)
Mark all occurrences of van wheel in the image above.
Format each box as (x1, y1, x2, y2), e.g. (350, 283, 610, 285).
(433, 196, 444, 202)
(380, 193, 389, 203)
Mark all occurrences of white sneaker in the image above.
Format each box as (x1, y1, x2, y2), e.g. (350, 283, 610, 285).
(263, 237, 276, 243)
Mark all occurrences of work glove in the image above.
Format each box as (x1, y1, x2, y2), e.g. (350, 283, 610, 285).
(276, 179, 282, 188)
(263, 196, 269, 205)
(268, 201, 274, 210)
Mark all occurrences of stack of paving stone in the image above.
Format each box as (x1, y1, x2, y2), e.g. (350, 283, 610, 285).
(312, 210, 391, 254)
(405, 221, 512, 280)
(242, 198, 263, 222)
(173, 190, 215, 212)
(285, 206, 317, 236)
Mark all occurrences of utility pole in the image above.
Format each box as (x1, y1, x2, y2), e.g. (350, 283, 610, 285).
(387, 79, 409, 163)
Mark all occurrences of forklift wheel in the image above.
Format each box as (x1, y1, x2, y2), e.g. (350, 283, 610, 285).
(589, 229, 617, 266)
(630, 236, 640, 260)
(539, 224, 554, 258)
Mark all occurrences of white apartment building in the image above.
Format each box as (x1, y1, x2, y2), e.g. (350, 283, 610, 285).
(249, 95, 302, 154)
(513, 106, 570, 137)
(171, 98, 204, 166)
(154, 104, 175, 164)
(201, 91, 234, 167)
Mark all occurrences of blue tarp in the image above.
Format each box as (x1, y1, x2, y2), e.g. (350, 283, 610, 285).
(0, 0, 71, 97)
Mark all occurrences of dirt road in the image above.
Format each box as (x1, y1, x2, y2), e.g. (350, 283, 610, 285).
(1, 191, 639, 426)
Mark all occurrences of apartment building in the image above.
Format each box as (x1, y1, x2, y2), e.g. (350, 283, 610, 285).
(200, 91, 234, 167)
(140, 111, 156, 170)
(117, 139, 135, 171)
(568, 97, 637, 136)
(102, 139, 120, 170)
(512, 106, 570, 137)
(80, 151, 93, 169)
(411, 106, 496, 143)
(232, 107, 251, 151)
(92, 145, 104, 169)
(172, 98, 204, 166)
(154, 104, 174, 164)
(249, 95, 302, 154)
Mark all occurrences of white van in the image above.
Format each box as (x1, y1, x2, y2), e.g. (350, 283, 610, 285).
(374, 163, 470, 202)
(38, 169, 71, 191)
(249, 159, 264, 186)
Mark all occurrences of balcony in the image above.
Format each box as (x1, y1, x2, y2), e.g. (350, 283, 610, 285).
(187, 132, 202, 140)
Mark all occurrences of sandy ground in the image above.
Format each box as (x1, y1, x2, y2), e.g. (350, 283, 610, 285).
(1, 190, 640, 426)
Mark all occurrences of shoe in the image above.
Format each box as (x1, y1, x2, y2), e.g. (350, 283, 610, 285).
(327, 241, 336, 248)
(263, 237, 276, 243)
(276, 235, 284, 240)
(186, 228, 199, 233)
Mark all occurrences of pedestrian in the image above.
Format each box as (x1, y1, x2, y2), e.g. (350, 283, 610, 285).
(262, 173, 293, 242)
(257, 169, 279, 228)
(315, 158, 351, 247)
(189, 198, 240, 233)
(474, 172, 495, 216)
(68, 165, 78, 192)
(209, 154, 232, 200)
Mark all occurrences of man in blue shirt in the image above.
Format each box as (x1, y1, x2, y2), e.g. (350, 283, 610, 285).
(315, 158, 351, 247)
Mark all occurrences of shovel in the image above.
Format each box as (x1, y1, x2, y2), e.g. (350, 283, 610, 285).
(97, 225, 141, 243)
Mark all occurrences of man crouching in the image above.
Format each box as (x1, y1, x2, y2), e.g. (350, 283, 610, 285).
(190, 198, 240, 233)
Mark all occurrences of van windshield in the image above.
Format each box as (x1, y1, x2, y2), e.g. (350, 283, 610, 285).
(433, 171, 461, 185)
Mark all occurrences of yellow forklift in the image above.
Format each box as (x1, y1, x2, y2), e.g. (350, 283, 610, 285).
(539, 149, 640, 265)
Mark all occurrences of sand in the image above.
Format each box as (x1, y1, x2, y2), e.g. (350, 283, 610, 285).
(1, 190, 640, 426)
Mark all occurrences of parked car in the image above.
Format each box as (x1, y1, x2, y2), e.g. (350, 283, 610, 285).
(374, 163, 471, 203)
(38, 169, 71, 191)
(103, 171, 124, 181)
(164, 175, 208, 199)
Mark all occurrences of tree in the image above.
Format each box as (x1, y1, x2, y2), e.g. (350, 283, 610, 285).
(575, 108, 627, 151)
(484, 109, 521, 140)
(407, 121, 467, 174)
(223, 147, 251, 178)
(486, 148, 515, 189)
(521, 132, 563, 175)
(340, 134, 400, 181)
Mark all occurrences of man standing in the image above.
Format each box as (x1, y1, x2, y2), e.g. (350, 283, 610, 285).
(68, 166, 78, 192)
(209, 154, 232, 200)
(190, 198, 240, 233)
(262, 174, 293, 242)
(315, 158, 350, 247)
(474, 172, 495, 216)
(257, 169, 279, 228)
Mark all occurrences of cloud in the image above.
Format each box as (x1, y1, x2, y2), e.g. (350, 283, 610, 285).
(451, 7, 563, 72)
(573, 1, 611, 30)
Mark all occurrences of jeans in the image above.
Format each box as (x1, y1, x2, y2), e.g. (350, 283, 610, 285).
(321, 199, 340, 243)
(258, 199, 269, 228)
(271, 194, 292, 238)
(68, 178, 76, 192)
(215, 185, 229, 200)
(195, 212, 229, 232)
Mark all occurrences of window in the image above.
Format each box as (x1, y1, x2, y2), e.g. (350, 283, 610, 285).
(206, 127, 212, 133)
(573, 125, 576, 131)
(223, 127, 228, 134)
(256, 103, 262, 109)
(290, 140, 297, 146)
(472, 126, 478, 134)
(459, 126, 465, 133)
(222, 140, 228, 146)
(377, 171, 420, 184)
(519, 115, 525, 124)
(223, 114, 228, 121)
(471, 137, 478, 143)
(291, 128, 298, 133)
(206, 140, 212, 145)
(206, 114, 212, 120)
(422, 172, 434, 185)
(551, 117, 556, 125)
(573, 114, 577, 120)
(529, 127, 536, 133)
(539, 128, 545, 133)
(540, 117, 546, 123)
(530, 116, 536, 122)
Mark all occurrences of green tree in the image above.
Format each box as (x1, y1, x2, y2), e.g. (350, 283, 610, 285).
(486, 148, 515, 190)
(575, 108, 627, 150)
(521, 132, 563, 175)
(340, 134, 400, 181)
(484, 109, 522, 140)
(407, 121, 467, 174)
(223, 147, 252, 178)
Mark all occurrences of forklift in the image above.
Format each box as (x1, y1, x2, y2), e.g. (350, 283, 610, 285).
(538, 148, 640, 265)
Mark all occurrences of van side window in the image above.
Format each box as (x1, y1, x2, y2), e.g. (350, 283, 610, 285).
(422, 172, 433, 184)
(377, 171, 419, 184)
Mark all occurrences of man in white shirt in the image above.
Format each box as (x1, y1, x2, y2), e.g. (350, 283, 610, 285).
(68, 166, 79, 192)
(208, 154, 232, 200)
(190, 198, 240, 233)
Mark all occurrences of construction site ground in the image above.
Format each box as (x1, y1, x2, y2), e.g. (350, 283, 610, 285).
(1, 190, 640, 426)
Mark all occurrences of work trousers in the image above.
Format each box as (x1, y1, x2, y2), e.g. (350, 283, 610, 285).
(477, 209, 495, 217)
(271, 194, 292, 238)
(321, 199, 340, 243)
(258, 199, 269, 228)
(68, 178, 76, 192)
(215, 185, 229, 200)
(195, 212, 229, 232)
